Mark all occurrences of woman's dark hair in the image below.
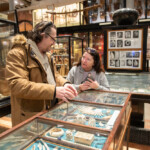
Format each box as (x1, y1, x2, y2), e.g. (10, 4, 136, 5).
(77, 47, 104, 73)
(27, 21, 56, 44)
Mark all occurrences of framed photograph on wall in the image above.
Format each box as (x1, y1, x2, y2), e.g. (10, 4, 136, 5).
(108, 29, 143, 49)
(106, 28, 143, 71)
(108, 50, 142, 69)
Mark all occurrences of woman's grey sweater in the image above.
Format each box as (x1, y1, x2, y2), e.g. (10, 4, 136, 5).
(66, 66, 110, 91)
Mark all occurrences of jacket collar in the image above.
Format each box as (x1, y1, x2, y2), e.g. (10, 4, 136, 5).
(27, 41, 55, 81)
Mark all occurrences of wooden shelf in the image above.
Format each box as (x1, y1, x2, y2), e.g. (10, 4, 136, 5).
(0, 116, 12, 129)
(56, 64, 68, 65)
(54, 55, 68, 57)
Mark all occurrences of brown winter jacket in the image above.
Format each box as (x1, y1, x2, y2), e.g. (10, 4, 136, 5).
(6, 35, 68, 126)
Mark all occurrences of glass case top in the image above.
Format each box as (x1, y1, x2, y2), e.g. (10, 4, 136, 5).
(0, 118, 109, 150)
(0, 119, 43, 150)
(72, 90, 128, 106)
(106, 73, 150, 94)
(25, 139, 75, 150)
(42, 102, 121, 131)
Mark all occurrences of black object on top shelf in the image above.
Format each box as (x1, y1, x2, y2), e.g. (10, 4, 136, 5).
(113, 8, 139, 26)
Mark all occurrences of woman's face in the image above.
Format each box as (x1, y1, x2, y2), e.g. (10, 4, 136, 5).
(81, 52, 94, 72)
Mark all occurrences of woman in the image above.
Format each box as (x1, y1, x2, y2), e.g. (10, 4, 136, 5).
(67, 47, 110, 91)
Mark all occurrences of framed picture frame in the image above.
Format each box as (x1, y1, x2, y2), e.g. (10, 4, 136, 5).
(108, 29, 143, 50)
(106, 28, 144, 71)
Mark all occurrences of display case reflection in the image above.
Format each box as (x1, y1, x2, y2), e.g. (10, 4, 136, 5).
(0, 21, 16, 99)
(106, 73, 150, 94)
(88, 0, 105, 23)
(52, 36, 83, 77)
(42, 102, 121, 130)
(72, 90, 128, 106)
(0, 25, 14, 67)
(0, 118, 109, 150)
(106, 0, 124, 21)
(134, 0, 145, 19)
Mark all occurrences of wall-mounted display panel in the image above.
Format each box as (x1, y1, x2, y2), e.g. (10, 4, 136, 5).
(106, 29, 144, 71)
(108, 29, 143, 49)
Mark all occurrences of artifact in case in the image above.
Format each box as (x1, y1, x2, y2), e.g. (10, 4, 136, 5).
(0, 118, 109, 150)
(41, 101, 122, 130)
(0, 90, 131, 150)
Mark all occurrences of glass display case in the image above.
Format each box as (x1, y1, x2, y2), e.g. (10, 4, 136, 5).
(106, 0, 124, 22)
(0, 19, 17, 110)
(106, 72, 150, 145)
(106, 72, 150, 94)
(147, 0, 150, 18)
(134, 0, 145, 19)
(52, 36, 83, 77)
(0, 90, 132, 149)
(42, 101, 126, 131)
(72, 90, 130, 106)
(0, 118, 109, 150)
(88, 0, 105, 23)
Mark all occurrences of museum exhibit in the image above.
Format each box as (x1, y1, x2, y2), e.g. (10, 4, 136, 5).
(0, 0, 150, 150)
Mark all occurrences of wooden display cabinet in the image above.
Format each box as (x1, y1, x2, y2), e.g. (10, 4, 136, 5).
(134, 0, 145, 19)
(106, 72, 150, 145)
(0, 19, 17, 119)
(52, 36, 83, 77)
(0, 90, 131, 150)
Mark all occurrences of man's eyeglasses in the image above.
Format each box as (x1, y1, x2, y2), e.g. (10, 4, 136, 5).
(47, 33, 57, 42)
(85, 47, 96, 53)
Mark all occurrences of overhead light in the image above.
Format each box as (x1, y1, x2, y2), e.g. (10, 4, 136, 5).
(99, 22, 111, 26)
(139, 19, 150, 22)
(20, 2, 24, 6)
(14, 0, 18, 5)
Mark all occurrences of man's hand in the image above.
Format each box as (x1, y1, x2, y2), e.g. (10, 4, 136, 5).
(56, 84, 78, 103)
(64, 84, 78, 96)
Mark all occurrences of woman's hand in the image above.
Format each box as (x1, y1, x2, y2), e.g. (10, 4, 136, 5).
(85, 78, 99, 89)
(79, 83, 90, 91)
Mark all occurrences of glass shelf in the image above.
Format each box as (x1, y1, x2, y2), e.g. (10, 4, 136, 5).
(106, 73, 150, 94)
(52, 36, 83, 77)
(72, 90, 129, 106)
(0, 118, 109, 150)
(0, 19, 17, 99)
(42, 101, 121, 131)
